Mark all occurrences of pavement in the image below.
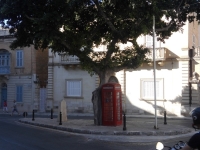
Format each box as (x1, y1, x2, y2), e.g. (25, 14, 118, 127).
(17, 113, 198, 143)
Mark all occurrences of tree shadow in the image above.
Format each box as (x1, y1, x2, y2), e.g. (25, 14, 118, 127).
(123, 59, 199, 117)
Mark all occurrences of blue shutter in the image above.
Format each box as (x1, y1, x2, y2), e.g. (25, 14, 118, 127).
(17, 51, 20, 66)
(0, 52, 10, 74)
(20, 51, 23, 66)
(16, 86, 23, 102)
(16, 50, 23, 67)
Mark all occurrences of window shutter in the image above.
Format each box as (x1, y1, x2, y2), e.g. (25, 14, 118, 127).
(193, 35, 195, 47)
(17, 51, 20, 66)
(16, 86, 23, 102)
(143, 81, 160, 99)
(0, 53, 10, 66)
(146, 35, 160, 48)
(146, 35, 153, 48)
(67, 80, 81, 96)
(16, 50, 23, 67)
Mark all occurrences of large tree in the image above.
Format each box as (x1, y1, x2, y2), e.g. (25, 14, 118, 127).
(0, 0, 199, 82)
(0, 0, 199, 124)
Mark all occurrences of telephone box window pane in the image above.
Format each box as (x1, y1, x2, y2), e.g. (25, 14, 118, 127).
(103, 92, 113, 121)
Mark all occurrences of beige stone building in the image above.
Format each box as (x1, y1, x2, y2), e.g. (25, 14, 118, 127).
(0, 28, 48, 113)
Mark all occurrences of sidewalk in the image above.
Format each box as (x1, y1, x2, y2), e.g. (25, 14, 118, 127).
(18, 113, 196, 143)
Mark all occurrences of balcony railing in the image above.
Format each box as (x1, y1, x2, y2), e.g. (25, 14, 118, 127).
(59, 47, 168, 64)
(146, 47, 167, 61)
(0, 66, 10, 74)
(194, 46, 200, 57)
(60, 55, 80, 64)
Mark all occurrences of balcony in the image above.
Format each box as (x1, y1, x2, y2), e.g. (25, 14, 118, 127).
(60, 54, 80, 65)
(0, 50, 10, 74)
(146, 47, 167, 61)
(59, 47, 171, 66)
(194, 46, 200, 57)
(0, 66, 10, 74)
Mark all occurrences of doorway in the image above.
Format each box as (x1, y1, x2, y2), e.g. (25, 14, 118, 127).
(40, 88, 46, 112)
(1, 83, 7, 108)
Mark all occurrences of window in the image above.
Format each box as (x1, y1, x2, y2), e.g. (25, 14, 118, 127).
(66, 79, 82, 97)
(192, 34, 195, 47)
(16, 50, 23, 67)
(16, 85, 23, 102)
(0, 54, 9, 66)
(146, 35, 153, 48)
(145, 35, 160, 48)
(141, 78, 164, 100)
(199, 24, 200, 46)
(0, 50, 10, 74)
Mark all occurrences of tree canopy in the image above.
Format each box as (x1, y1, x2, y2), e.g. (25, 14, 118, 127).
(0, 0, 200, 84)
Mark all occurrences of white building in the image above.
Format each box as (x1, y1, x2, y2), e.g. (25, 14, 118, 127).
(47, 20, 200, 117)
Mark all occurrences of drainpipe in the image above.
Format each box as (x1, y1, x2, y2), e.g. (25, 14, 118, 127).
(31, 45, 34, 112)
(188, 49, 194, 107)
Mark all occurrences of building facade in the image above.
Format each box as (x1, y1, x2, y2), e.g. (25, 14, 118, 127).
(0, 28, 48, 113)
(47, 20, 200, 117)
(46, 51, 98, 113)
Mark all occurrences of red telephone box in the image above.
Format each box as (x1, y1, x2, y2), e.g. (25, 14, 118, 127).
(101, 83, 122, 126)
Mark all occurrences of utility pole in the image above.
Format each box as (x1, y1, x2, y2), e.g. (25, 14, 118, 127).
(153, 15, 158, 129)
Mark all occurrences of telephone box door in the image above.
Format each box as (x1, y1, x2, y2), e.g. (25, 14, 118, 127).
(102, 83, 122, 126)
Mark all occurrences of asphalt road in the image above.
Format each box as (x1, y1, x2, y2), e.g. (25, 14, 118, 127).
(0, 114, 193, 150)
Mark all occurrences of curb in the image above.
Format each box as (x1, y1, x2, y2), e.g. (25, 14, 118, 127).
(18, 119, 193, 136)
(0, 111, 191, 120)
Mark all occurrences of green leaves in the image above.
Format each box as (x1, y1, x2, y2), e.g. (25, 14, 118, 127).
(0, 0, 199, 77)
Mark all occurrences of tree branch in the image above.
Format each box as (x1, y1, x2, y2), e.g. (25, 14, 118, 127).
(93, 0, 121, 37)
(155, 21, 174, 32)
(53, 36, 72, 50)
(155, 0, 184, 32)
(25, 15, 39, 21)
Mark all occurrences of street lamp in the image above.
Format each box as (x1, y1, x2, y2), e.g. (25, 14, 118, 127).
(146, 0, 158, 129)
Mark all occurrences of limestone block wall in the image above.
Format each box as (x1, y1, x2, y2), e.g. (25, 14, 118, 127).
(52, 66, 96, 113)
(124, 60, 182, 116)
(7, 75, 34, 112)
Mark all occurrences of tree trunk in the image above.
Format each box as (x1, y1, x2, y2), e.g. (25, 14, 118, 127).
(91, 70, 115, 125)
(91, 87, 102, 125)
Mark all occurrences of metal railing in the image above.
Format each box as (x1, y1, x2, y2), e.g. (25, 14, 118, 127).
(59, 47, 167, 64)
(146, 47, 166, 61)
(60, 55, 80, 64)
(194, 46, 200, 57)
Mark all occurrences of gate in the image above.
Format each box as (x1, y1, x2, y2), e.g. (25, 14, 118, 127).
(40, 88, 46, 112)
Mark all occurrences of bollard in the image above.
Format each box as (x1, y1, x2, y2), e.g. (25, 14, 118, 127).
(51, 108, 53, 119)
(164, 110, 167, 125)
(59, 112, 62, 125)
(32, 110, 35, 121)
(123, 113, 127, 131)
(23, 112, 28, 118)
